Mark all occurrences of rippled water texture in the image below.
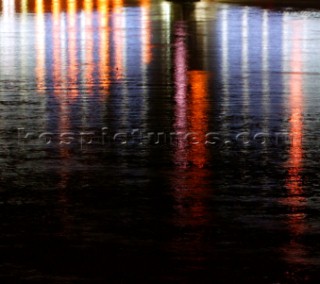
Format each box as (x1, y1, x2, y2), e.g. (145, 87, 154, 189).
(1, 0, 320, 283)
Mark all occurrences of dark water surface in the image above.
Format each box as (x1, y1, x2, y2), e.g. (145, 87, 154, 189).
(1, 0, 320, 283)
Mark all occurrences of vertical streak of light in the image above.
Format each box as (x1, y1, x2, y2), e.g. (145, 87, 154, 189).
(84, 0, 94, 95)
(0, 0, 16, 83)
(241, 7, 249, 122)
(221, 7, 230, 136)
(58, 1, 75, 194)
(113, 0, 125, 80)
(140, 0, 151, 129)
(261, 10, 269, 135)
(174, 22, 188, 167)
(98, 0, 110, 101)
(282, 19, 307, 266)
(2, 0, 15, 15)
(19, 0, 28, 124)
(112, 0, 128, 127)
(35, 0, 46, 95)
(52, 0, 72, 232)
(287, 21, 303, 195)
(20, 0, 28, 87)
(80, 0, 94, 129)
(21, 0, 28, 13)
(67, 0, 78, 100)
(194, 2, 209, 70)
(53, 0, 62, 95)
(188, 70, 208, 168)
(172, 24, 208, 241)
(57, 0, 77, 160)
(140, 0, 152, 65)
(60, 11, 67, 94)
(161, 2, 171, 88)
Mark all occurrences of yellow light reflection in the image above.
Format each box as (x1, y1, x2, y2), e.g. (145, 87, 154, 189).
(21, 0, 28, 13)
(84, 0, 94, 95)
(98, 0, 111, 100)
(84, 0, 93, 13)
(68, 0, 77, 28)
(36, 0, 44, 14)
(141, 0, 152, 65)
(67, 0, 79, 99)
(35, 0, 46, 95)
(52, 0, 60, 17)
(98, 0, 109, 28)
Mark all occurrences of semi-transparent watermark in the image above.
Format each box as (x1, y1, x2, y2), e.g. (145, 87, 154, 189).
(16, 127, 300, 150)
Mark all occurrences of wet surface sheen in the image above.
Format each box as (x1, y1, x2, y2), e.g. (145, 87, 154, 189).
(1, 0, 320, 283)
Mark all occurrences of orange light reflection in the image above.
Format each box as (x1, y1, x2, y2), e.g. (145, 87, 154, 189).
(98, 0, 111, 100)
(283, 20, 307, 266)
(172, 21, 209, 228)
(35, 0, 46, 94)
(84, 0, 94, 95)
(67, 0, 79, 100)
(188, 70, 208, 168)
(286, 22, 303, 195)
(140, 0, 152, 65)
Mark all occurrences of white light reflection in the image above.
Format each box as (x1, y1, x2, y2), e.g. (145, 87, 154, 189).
(241, 6, 249, 122)
(0, 0, 16, 79)
(161, 1, 172, 87)
(261, 10, 270, 135)
(221, 6, 230, 138)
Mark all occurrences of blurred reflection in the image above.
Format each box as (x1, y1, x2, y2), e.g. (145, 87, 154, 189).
(215, 5, 308, 269)
(286, 21, 303, 195)
(141, 0, 152, 65)
(83, 0, 94, 98)
(188, 70, 208, 168)
(173, 21, 188, 167)
(2, 0, 14, 14)
(282, 19, 307, 265)
(67, 0, 79, 100)
(0, 0, 16, 80)
(220, 7, 230, 119)
(35, 0, 46, 94)
(171, 6, 210, 265)
(52, 0, 62, 93)
(21, 0, 28, 13)
(113, 0, 126, 80)
(98, 0, 111, 100)
(261, 10, 270, 135)
(241, 7, 249, 124)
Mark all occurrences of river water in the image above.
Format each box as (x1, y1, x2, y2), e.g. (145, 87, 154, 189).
(1, 0, 320, 283)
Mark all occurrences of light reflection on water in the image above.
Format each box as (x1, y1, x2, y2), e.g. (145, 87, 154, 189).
(2, 0, 320, 282)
